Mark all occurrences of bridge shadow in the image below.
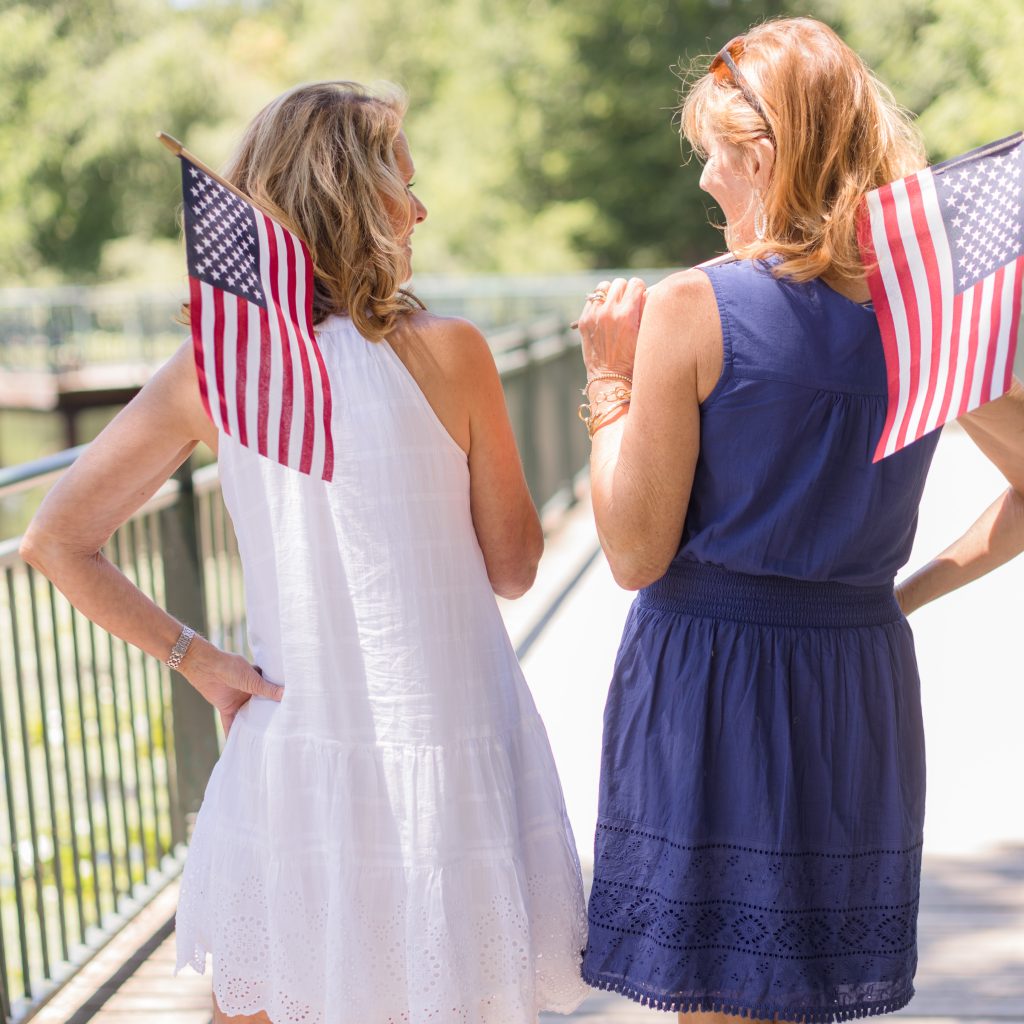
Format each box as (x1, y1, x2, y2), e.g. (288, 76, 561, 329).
(902, 845, 1024, 1018)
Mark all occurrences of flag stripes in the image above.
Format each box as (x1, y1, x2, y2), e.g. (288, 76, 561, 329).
(191, 253, 333, 481)
(860, 134, 1024, 461)
(182, 155, 334, 482)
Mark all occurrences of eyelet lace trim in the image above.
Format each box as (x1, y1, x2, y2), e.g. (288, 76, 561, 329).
(176, 838, 589, 1023)
(583, 820, 921, 1022)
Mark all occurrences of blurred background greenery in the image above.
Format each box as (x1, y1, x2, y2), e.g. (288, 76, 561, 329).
(2, 0, 1021, 286)
(0, 0, 1021, 483)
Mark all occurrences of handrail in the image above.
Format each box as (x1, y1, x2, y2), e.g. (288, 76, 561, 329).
(0, 446, 90, 499)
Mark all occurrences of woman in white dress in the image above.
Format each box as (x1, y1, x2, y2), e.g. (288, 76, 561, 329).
(20, 81, 589, 1024)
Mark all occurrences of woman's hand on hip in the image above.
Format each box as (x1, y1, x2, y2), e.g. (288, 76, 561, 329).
(180, 637, 283, 735)
(578, 277, 647, 379)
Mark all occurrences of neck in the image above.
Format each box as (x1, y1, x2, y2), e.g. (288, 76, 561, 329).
(821, 272, 871, 304)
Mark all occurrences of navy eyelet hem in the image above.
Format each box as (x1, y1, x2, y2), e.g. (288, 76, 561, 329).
(581, 968, 915, 1022)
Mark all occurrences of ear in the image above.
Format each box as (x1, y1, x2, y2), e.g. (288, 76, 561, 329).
(750, 136, 775, 190)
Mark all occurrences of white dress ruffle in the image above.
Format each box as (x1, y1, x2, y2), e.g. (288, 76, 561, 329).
(174, 317, 588, 1023)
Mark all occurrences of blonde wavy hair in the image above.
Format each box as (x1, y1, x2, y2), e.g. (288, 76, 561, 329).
(223, 80, 422, 341)
(680, 17, 926, 283)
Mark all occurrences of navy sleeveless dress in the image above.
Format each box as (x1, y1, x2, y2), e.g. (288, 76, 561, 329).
(581, 259, 941, 1022)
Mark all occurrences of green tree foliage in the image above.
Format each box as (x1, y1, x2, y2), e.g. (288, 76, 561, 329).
(0, 0, 230, 280)
(817, 0, 1024, 161)
(289, 0, 601, 272)
(0, 0, 1018, 282)
(532, 0, 783, 268)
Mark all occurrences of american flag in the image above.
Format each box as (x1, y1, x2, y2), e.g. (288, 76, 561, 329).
(181, 156, 334, 481)
(858, 132, 1024, 461)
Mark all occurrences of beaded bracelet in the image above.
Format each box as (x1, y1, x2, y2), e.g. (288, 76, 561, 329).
(584, 372, 633, 395)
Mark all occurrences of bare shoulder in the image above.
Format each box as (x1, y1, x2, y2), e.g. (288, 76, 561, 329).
(388, 309, 495, 382)
(639, 268, 722, 398)
(646, 267, 716, 308)
(393, 309, 489, 354)
(149, 340, 218, 450)
(384, 310, 496, 455)
(642, 267, 721, 346)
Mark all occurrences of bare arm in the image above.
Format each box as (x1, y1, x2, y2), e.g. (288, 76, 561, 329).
(19, 341, 282, 733)
(581, 271, 721, 590)
(462, 323, 543, 598)
(897, 377, 1024, 614)
(386, 313, 543, 599)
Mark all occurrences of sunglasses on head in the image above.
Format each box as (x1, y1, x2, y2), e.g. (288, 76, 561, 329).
(709, 36, 774, 142)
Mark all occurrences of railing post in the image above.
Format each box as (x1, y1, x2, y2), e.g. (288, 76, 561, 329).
(519, 337, 540, 505)
(558, 325, 581, 510)
(0, 918, 10, 1024)
(159, 458, 218, 844)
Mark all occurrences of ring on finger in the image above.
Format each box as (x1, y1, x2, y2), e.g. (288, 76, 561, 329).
(586, 290, 609, 302)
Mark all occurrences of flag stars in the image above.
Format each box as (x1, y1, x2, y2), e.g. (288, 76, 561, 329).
(183, 161, 267, 305)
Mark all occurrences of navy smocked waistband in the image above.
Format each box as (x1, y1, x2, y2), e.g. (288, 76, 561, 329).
(637, 560, 902, 628)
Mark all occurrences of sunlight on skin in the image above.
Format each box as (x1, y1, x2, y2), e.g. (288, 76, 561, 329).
(213, 1000, 273, 1024)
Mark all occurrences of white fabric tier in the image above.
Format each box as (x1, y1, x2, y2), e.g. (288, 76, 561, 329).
(173, 317, 588, 1022)
(176, 706, 588, 1022)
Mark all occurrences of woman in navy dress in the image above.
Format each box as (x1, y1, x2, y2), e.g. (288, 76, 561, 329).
(575, 17, 1024, 1023)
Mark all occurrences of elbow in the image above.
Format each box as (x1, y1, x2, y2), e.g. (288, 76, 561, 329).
(489, 557, 539, 599)
(608, 564, 660, 592)
(19, 523, 81, 582)
(19, 525, 52, 574)
(492, 570, 536, 601)
(604, 547, 672, 592)
(489, 525, 544, 600)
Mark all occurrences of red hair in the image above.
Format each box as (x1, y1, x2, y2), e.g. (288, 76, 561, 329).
(680, 17, 926, 282)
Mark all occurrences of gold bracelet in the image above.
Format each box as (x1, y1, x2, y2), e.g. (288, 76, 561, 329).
(589, 399, 631, 437)
(578, 397, 631, 438)
(583, 372, 633, 397)
(586, 383, 632, 405)
(577, 384, 632, 426)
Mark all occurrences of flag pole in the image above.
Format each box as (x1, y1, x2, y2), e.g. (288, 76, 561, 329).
(156, 131, 255, 207)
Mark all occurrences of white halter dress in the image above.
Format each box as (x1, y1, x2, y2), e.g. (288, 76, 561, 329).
(174, 315, 589, 1023)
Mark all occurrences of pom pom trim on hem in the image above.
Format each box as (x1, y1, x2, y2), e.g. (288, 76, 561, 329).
(580, 969, 914, 1022)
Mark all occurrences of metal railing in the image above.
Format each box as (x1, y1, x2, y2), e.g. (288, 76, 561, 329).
(496, 317, 589, 514)
(0, 318, 585, 1023)
(0, 271, 663, 369)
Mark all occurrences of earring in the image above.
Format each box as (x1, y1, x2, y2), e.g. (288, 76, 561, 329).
(754, 188, 768, 241)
